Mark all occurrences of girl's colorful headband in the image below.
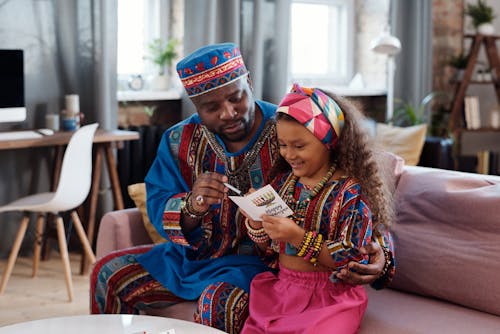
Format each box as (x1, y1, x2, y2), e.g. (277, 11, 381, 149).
(276, 83, 344, 149)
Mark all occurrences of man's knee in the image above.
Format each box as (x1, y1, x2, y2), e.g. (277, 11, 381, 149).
(90, 249, 145, 314)
(196, 282, 249, 334)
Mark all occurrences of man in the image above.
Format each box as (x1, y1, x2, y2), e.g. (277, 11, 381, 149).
(91, 43, 394, 333)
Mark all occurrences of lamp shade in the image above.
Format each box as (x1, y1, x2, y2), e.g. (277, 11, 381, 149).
(371, 32, 402, 56)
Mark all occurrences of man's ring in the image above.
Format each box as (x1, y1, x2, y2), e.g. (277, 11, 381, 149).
(195, 195, 204, 206)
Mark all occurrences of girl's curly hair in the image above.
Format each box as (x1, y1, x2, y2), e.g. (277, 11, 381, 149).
(269, 90, 394, 232)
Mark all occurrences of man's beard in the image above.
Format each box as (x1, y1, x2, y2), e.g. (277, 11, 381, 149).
(218, 105, 255, 142)
(218, 118, 251, 142)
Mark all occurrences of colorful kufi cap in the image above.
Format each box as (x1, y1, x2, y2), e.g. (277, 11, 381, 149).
(176, 42, 249, 97)
(277, 83, 344, 149)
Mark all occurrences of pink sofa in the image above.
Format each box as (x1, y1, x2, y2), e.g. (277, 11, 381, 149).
(95, 165, 500, 333)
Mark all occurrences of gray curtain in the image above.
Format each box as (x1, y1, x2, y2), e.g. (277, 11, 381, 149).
(181, 0, 290, 116)
(0, 0, 117, 256)
(54, 0, 117, 130)
(392, 0, 433, 108)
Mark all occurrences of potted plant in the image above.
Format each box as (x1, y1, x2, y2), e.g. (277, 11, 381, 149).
(145, 38, 179, 90)
(465, 0, 496, 35)
(391, 91, 451, 136)
(448, 52, 469, 81)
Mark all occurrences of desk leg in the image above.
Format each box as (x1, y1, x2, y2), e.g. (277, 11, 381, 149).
(80, 145, 103, 275)
(105, 143, 124, 210)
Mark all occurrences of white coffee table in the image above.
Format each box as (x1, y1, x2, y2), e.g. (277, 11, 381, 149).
(0, 314, 226, 334)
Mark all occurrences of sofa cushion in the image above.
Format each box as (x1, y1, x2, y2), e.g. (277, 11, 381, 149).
(360, 287, 500, 334)
(96, 208, 153, 259)
(390, 166, 500, 316)
(375, 123, 427, 166)
(127, 183, 167, 244)
(375, 150, 405, 193)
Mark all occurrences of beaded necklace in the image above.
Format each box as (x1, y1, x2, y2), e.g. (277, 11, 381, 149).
(285, 164, 336, 225)
(201, 120, 276, 193)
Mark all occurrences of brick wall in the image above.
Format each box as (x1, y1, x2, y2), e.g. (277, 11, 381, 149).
(432, 0, 463, 95)
(355, 0, 390, 91)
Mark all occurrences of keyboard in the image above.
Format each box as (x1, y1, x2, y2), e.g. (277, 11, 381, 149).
(0, 130, 43, 141)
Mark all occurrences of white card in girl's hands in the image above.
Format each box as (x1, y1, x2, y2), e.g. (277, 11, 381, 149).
(228, 184, 293, 221)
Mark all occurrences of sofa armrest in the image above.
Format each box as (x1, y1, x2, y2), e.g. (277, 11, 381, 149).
(96, 208, 153, 259)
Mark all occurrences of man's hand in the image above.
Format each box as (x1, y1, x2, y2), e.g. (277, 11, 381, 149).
(335, 241, 385, 285)
(190, 172, 228, 212)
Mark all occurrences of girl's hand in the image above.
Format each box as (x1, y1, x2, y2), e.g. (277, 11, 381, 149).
(241, 211, 263, 230)
(261, 214, 304, 246)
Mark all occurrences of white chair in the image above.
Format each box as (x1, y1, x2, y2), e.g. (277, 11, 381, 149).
(0, 123, 99, 302)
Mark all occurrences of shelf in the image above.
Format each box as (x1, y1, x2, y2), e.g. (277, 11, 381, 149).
(469, 80, 498, 84)
(449, 79, 498, 85)
(448, 34, 500, 132)
(117, 89, 182, 102)
(459, 127, 500, 133)
(318, 86, 386, 97)
(459, 130, 500, 156)
(464, 33, 500, 39)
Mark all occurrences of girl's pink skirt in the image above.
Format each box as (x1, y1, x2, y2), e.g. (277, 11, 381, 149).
(241, 265, 367, 334)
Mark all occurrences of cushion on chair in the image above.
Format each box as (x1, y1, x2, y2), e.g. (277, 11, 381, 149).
(375, 123, 427, 166)
(127, 183, 167, 244)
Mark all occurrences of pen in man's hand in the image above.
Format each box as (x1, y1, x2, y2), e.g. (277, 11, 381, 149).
(224, 182, 242, 195)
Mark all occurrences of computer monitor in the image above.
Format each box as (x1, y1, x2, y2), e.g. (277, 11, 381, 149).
(0, 49, 26, 123)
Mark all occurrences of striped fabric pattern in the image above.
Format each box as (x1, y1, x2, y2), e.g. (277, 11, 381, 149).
(176, 43, 249, 97)
(277, 83, 344, 149)
(272, 173, 372, 269)
(91, 246, 250, 333)
(160, 121, 278, 258)
(195, 281, 249, 334)
(90, 245, 185, 314)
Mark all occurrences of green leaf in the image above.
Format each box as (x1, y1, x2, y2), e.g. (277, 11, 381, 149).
(390, 92, 451, 131)
(144, 38, 179, 75)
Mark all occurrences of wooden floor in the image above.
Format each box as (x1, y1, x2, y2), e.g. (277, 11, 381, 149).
(0, 252, 90, 327)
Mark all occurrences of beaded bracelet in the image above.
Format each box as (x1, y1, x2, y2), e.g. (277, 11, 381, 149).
(181, 192, 209, 219)
(297, 231, 316, 257)
(248, 232, 270, 243)
(308, 233, 323, 264)
(244, 218, 270, 243)
(379, 247, 392, 278)
(303, 233, 323, 264)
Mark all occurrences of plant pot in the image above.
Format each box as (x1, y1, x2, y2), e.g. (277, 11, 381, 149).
(150, 75, 170, 91)
(477, 23, 494, 35)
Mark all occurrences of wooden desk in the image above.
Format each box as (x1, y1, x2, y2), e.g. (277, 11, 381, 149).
(0, 129, 140, 273)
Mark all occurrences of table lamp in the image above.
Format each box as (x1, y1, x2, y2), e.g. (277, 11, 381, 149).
(371, 27, 402, 122)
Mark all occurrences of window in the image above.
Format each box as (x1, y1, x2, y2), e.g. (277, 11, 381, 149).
(289, 0, 354, 87)
(117, 0, 168, 88)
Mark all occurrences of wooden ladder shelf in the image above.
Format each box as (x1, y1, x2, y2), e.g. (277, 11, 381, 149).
(449, 34, 500, 132)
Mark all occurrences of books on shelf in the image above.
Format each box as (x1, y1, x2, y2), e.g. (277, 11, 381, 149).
(489, 151, 499, 175)
(476, 150, 500, 175)
(477, 150, 489, 174)
(464, 96, 481, 130)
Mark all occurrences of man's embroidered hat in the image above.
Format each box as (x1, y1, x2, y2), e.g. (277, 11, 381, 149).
(176, 43, 249, 97)
(277, 83, 344, 149)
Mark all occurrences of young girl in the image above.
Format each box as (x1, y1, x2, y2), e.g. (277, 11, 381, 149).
(241, 84, 394, 334)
